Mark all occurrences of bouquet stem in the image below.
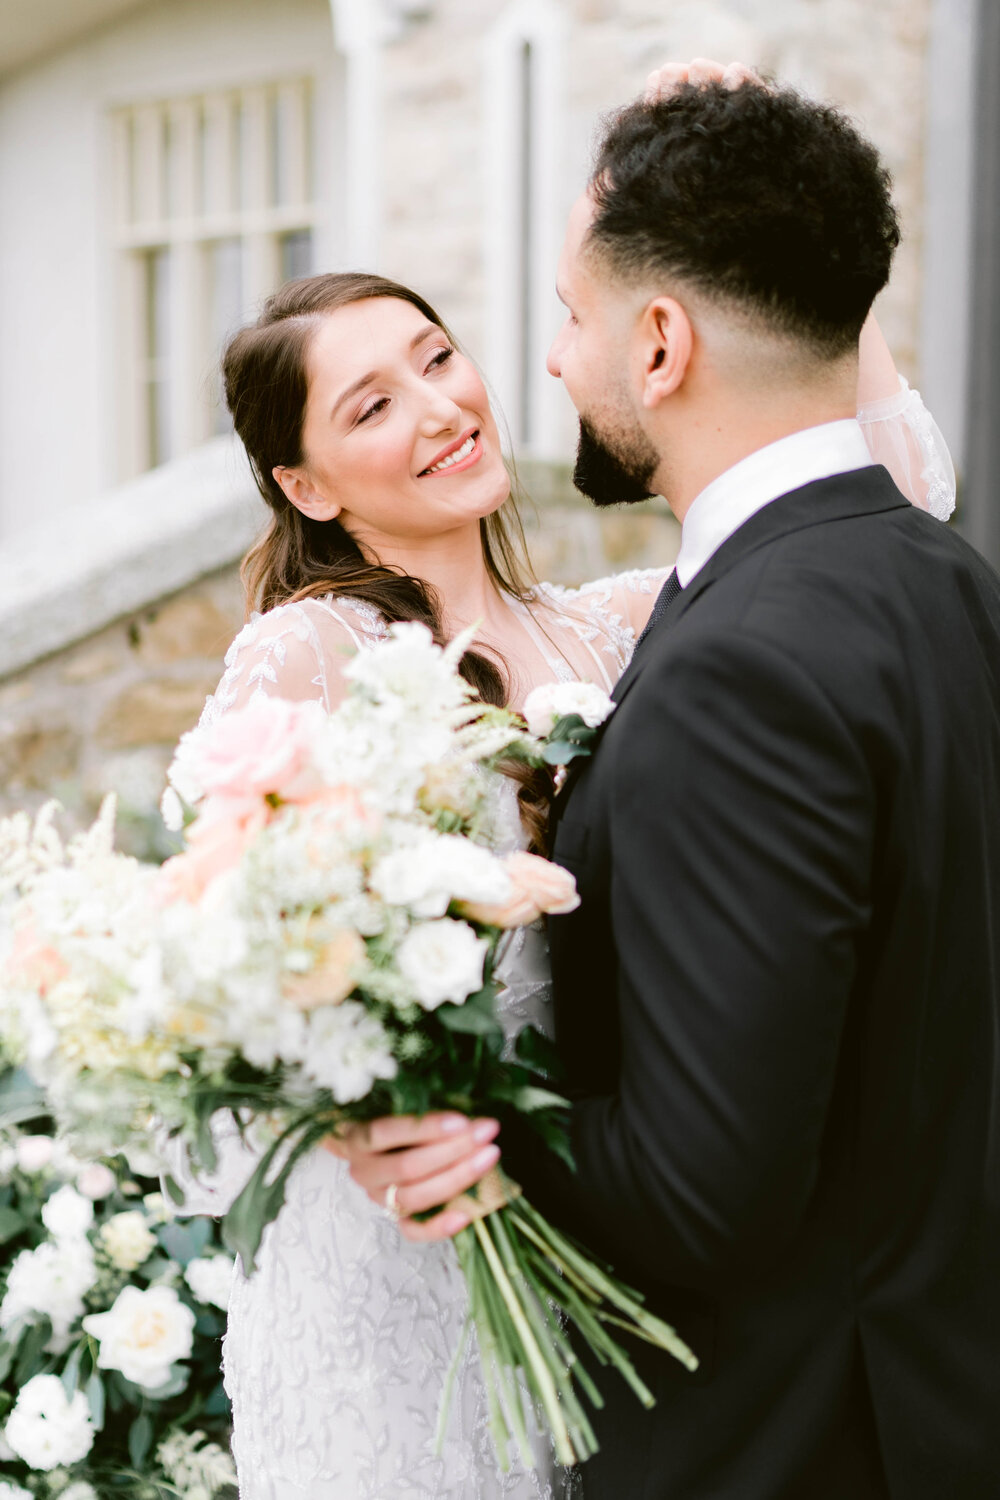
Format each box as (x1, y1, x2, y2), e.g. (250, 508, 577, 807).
(448, 1184, 698, 1471)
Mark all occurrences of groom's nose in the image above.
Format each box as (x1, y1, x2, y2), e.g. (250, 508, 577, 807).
(546, 328, 564, 378)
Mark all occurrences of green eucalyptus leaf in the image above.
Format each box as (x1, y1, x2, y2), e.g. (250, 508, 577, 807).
(508, 1085, 570, 1113)
(128, 1410, 154, 1468)
(14, 1317, 52, 1385)
(0, 1338, 15, 1384)
(86, 1372, 106, 1430)
(222, 1116, 329, 1273)
(60, 1342, 83, 1397)
(0, 1207, 27, 1244)
(162, 1173, 186, 1207)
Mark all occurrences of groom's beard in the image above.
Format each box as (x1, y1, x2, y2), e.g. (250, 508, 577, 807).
(573, 414, 660, 507)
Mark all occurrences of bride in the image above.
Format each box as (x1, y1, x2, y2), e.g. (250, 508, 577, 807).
(175, 79, 955, 1500)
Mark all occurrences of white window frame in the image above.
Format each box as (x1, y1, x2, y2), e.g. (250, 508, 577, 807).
(483, 0, 567, 459)
(111, 78, 318, 479)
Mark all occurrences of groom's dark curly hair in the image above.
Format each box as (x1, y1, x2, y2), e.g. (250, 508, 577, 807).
(586, 81, 900, 358)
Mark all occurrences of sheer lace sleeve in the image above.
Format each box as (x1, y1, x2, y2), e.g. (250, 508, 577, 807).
(200, 595, 387, 728)
(532, 566, 672, 679)
(857, 375, 956, 521)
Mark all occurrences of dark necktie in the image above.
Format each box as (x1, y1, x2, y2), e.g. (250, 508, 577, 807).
(635, 568, 683, 650)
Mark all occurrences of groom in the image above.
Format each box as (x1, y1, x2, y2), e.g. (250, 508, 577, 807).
(344, 74, 1000, 1496)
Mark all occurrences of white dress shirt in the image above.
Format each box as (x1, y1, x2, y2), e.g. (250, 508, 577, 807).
(674, 419, 875, 588)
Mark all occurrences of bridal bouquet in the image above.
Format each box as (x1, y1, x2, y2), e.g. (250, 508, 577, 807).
(0, 1081, 235, 1500)
(0, 624, 696, 1469)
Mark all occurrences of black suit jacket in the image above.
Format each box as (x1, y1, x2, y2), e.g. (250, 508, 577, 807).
(504, 467, 1000, 1499)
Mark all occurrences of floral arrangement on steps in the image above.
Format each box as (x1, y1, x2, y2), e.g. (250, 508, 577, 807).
(0, 1073, 235, 1500)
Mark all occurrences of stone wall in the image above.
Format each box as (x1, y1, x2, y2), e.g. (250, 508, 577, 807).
(0, 475, 678, 857)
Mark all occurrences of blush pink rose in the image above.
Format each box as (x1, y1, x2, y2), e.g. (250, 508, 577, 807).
(460, 851, 580, 929)
(194, 697, 325, 802)
(8, 920, 69, 995)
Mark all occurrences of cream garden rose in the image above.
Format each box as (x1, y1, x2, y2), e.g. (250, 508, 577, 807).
(83, 1285, 196, 1391)
(397, 918, 489, 1009)
(522, 680, 615, 739)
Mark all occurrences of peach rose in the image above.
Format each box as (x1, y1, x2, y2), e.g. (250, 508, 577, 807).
(460, 851, 580, 928)
(156, 800, 269, 905)
(283, 928, 366, 1010)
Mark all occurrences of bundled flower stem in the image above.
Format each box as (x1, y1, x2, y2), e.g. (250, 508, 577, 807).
(0, 625, 697, 1471)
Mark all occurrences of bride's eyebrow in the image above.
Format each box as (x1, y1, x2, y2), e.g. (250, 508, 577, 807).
(330, 324, 442, 418)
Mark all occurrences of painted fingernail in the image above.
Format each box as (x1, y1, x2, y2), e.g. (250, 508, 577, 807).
(473, 1144, 500, 1172)
(439, 1115, 469, 1134)
(472, 1119, 500, 1143)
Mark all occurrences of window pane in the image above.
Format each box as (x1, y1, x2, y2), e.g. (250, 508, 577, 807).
(280, 229, 313, 283)
(144, 248, 173, 467)
(208, 237, 244, 433)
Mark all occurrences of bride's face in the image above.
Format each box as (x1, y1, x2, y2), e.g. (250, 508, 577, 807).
(282, 297, 509, 547)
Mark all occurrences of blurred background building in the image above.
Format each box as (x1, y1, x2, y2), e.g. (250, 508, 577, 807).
(0, 0, 994, 841)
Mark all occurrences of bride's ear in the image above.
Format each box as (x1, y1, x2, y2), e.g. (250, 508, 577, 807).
(639, 297, 693, 409)
(272, 465, 342, 521)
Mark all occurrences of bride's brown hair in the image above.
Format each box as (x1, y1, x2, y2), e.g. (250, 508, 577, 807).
(222, 271, 554, 845)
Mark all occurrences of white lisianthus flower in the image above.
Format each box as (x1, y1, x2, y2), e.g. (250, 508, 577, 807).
(76, 1162, 117, 1201)
(15, 1134, 54, 1173)
(4, 1373, 95, 1470)
(41, 1184, 94, 1240)
(83, 1284, 195, 1390)
(523, 681, 616, 739)
(370, 833, 511, 919)
(302, 1001, 398, 1103)
(59, 1483, 100, 1500)
(397, 918, 488, 1010)
(183, 1253, 235, 1311)
(99, 1210, 157, 1271)
(0, 1240, 97, 1347)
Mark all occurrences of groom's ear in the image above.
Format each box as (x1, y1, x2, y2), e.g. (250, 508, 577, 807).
(639, 297, 693, 409)
(272, 465, 343, 522)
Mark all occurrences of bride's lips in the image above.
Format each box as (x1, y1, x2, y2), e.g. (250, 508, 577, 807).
(419, 427, 482, 478)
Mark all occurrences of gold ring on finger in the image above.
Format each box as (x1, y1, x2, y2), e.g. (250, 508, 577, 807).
(384, 1182, 400, 1221)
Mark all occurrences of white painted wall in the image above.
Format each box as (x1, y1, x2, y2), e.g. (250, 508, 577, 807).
(0, 0, 342, 540)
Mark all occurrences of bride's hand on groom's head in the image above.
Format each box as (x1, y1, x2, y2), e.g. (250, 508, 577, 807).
(327, 1113, 502, 1242)
(644, 57, 763, 102)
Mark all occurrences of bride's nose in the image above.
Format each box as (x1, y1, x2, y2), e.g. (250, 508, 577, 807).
(418, 387, 463, 436)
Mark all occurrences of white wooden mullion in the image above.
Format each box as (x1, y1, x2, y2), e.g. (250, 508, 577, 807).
(132, 104, 165, 233)
(277, 80, 309, 208)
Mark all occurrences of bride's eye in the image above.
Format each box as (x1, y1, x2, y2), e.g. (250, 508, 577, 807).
(357, 396, 389, 424)
(426, 347, 455, 373)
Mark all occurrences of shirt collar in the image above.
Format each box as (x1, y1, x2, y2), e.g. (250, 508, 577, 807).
(674, 419, 874, 588)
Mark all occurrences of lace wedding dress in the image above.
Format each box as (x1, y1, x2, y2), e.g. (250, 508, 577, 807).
(174, 382, 953, 1500)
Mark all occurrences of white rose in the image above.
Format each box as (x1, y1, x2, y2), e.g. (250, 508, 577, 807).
(15, 1134, 54, 1173)
(183, 1254, 235, 1312)
(82, 1285, 195, 1391)
(301, 1001, 397, 1103)
(41, 1185, 94, 1240)
(523, 680, 615, 738)
(370, 833, 511, 919)
(99, 1211, 157, 1271)
(4, 1373, 95, 1470)
(76, 1163, 117, 1201)
(397, 918, 488, 1010)
(0, 1241, 97, 1346)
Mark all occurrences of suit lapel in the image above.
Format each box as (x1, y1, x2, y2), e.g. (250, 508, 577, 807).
(611, 465, 911, 710)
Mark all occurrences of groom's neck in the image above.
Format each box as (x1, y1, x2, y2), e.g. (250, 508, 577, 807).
(654, 370, 858, 524)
